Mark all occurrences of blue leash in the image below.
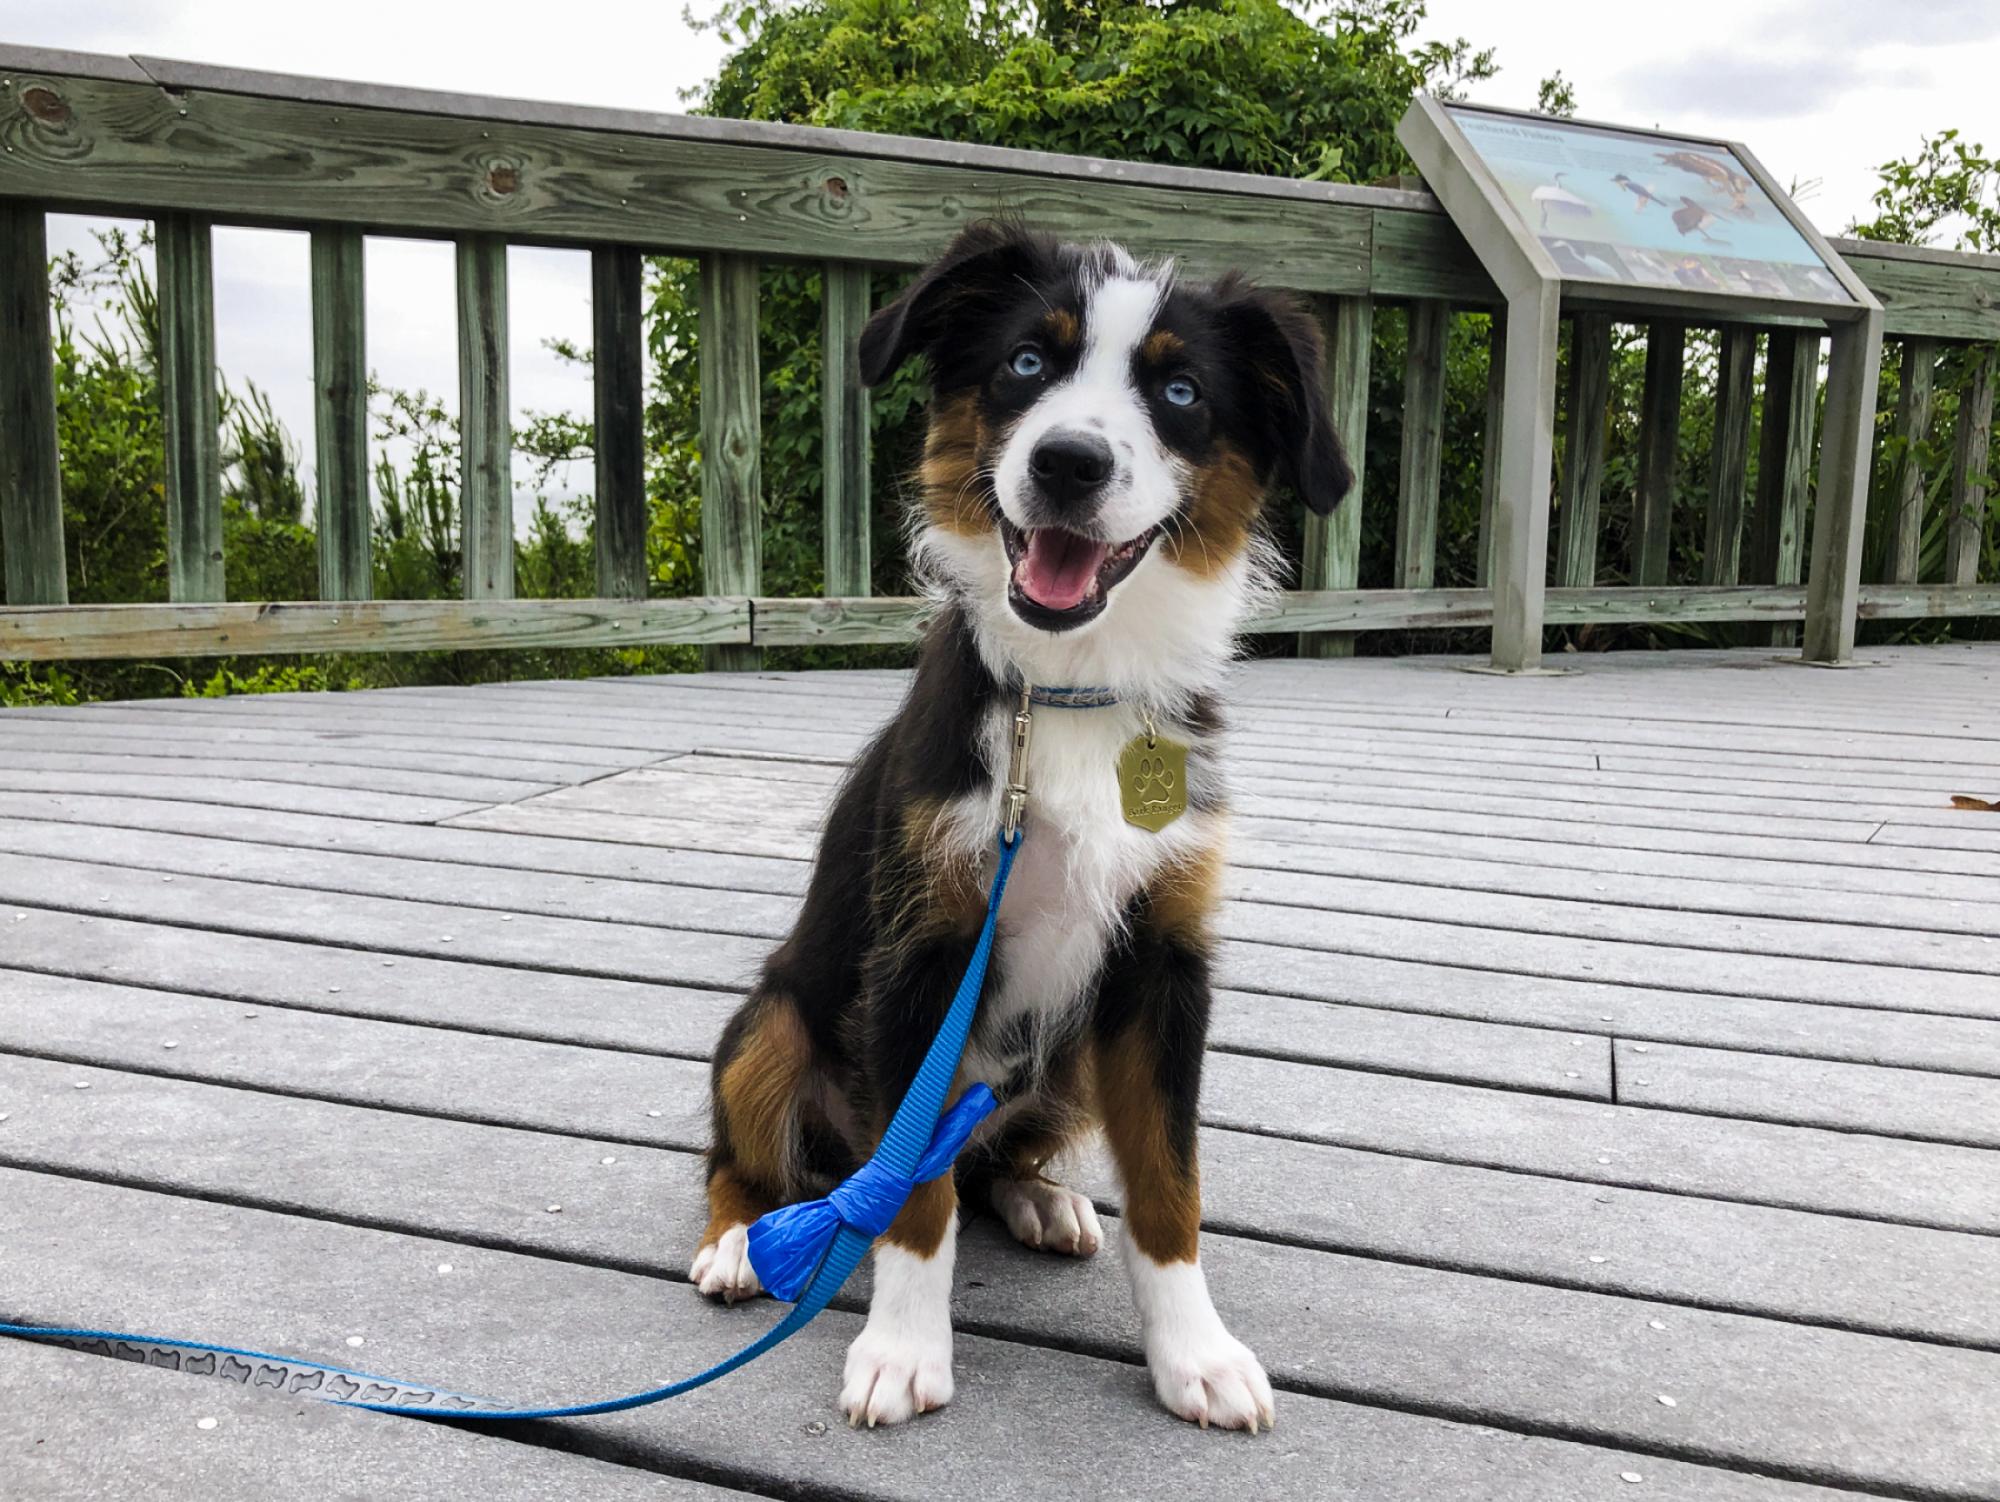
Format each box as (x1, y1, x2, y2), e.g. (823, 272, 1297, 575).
(0, 830, 1023, 1420)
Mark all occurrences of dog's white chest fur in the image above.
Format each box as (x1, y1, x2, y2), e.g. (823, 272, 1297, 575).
(949, 701, 1219, 1092)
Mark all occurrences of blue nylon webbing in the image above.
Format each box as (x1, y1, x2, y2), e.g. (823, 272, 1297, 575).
(0, 830, 1022, 1421)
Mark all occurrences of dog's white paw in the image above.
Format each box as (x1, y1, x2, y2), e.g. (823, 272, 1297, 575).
(1126, 1250, 1275, 1433)
(840, 1322, 954, 1427)
(690, 1223, 763, 1304)
(991, 1177, 1102, 1256)
(1147, 1327, 1275, 1432)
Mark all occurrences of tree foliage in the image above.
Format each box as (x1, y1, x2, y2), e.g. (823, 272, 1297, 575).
(624, 0, 1499, 663)
(1848, 128, 1999, 254)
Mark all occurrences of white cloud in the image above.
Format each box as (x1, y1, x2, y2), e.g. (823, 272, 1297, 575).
(1612, 51, 1927, 123)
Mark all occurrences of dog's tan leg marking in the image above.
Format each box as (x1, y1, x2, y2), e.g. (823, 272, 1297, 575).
(1096, 1025, 1274, 1432)
(694, 999, 810, 1303)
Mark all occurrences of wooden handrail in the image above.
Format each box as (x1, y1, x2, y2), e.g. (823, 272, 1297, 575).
(3, 47, 1998, 670)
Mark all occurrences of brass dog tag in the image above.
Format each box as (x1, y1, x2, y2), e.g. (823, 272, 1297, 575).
(1118, 732, 1187, 832)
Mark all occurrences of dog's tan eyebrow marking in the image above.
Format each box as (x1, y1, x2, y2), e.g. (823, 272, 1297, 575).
(1041, 307, 1080, 346)
(1141, 328, 1184, 362)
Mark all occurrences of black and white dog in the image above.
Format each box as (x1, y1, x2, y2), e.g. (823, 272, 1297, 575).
(694, 223, 1350, 1430)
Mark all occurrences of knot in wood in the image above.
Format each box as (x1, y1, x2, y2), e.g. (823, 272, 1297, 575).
(22, 86, 70, 125)
(822, 175, 849, 201)
(485, 164, 520, 196)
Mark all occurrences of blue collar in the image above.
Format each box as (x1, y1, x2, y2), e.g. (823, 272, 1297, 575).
(1026, 684, 1121, 709)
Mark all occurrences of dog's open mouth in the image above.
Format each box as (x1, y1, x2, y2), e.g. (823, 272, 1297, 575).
(1001, 519, 1159, 629)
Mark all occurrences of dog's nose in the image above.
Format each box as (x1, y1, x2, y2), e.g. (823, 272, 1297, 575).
(1028, 430, 1114, 506)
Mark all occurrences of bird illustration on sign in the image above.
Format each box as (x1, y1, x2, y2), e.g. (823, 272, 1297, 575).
(1532, 172, 1594, 229)
(1612, 174, 1669, 213)
(1656, 150, 1754, 213)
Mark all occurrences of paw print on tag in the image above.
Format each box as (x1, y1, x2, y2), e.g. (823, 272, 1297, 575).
(1130, 754, 1177, 809)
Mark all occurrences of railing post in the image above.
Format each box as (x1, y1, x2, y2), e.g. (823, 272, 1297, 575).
(820, 261, 871, 599)
(1394, 300, 1448, 589)
(592, 246, 648, 599)
(1754, 329, 1819, 648)
(1885, 337, 1938, 585)
(1474, 309, 1505, 589)
(1489, 284, 1559, 672)
(1633, 321, 1685, 587)
(1946, 346, 1995, 586)
(1554, 311, 1611, 588)
(1298, 293, 1373, 659)
(311, 227, 370, 601)
(1804, 310, 1886, 663)
(1701, 327, 1756, 586)
(157, 213, 224, 603)
(699, 253, 763, 671)
(456, 235, 513, 601)
(0, 202, 66, 605)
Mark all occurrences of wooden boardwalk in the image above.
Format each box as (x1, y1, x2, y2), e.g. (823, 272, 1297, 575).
(3, 645, 1999, 1501)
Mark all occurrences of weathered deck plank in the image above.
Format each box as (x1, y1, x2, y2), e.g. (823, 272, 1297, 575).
(1, 1174, 1867, 1502)
(2, 1079, 1994, 1498)
(10, 844, 1996, 1018)
(2, 1339, 749, 1502)
(5, 644, 1999, 1500)
(12, 898, 1997, 1084)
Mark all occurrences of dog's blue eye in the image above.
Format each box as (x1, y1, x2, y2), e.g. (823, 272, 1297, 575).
(1163, 377, 1199, 407)
(1009, 347, 1044, 378)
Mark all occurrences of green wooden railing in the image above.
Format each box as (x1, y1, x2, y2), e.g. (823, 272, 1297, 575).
(2, 47, 1998, 670)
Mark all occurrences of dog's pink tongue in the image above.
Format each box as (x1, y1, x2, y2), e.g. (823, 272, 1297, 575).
(1017, 529, 1110, 611)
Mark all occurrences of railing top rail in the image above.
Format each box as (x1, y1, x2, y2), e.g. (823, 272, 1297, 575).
(4, 43, 1998, 337)
(1826, 235, 2000, 274)
(0, 44, 1437, 213)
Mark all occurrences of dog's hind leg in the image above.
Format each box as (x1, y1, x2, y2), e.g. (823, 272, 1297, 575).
(990, 1171, 1102, 1257)
(974, 1110, 1102, 1257)
(694, 993, 810, 1303)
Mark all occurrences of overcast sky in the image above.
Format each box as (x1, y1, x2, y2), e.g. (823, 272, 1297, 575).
(19, 0, 1999, 522)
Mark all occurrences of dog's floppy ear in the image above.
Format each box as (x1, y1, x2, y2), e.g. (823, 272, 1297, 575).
(858, 221, 1052, 388)
(1218, 283, 1353, 516)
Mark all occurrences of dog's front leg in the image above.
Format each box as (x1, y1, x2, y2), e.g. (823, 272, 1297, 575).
(841, 1175, 958, 1426)
(1095, 931, 1274, 1432)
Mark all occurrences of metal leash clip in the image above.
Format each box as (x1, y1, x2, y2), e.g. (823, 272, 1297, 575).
(1003, 684, 1033, 844)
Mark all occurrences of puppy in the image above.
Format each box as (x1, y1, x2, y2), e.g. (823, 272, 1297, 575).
(692, 222, 1350, 1431)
